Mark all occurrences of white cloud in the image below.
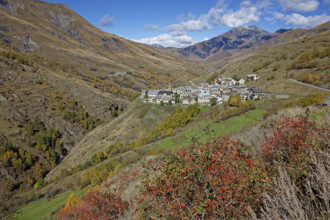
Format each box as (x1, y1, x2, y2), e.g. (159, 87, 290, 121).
(285, 13, 330, 28)
(207, 7, 226, 26)
(99, 14, 116, 28)
(166, 0, 260, 33)
(144, 24, 160, 31)
(274, 12, 330, 28)
(137, 0, 263, 48)
(278, 0, 319, 13)
(177, 12, 196, 22)
(273, 12, 285, 20)
(134, 33, 193, 48)
(168, 15, 211, 32)
(219, 1, 259, 27)
(256, 0, 272, 9)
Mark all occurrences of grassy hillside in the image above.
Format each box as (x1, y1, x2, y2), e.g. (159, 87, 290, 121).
(10, 105, 266, 219)
(46, 99, 177, 180)
(206, 24, 330, 97)
(205, 28, 308, 69)
(0, 0, 208, 88)
(0, 1, 206, 216)
(1, 1, 329, 218)
(13, 189, 85, 220)
(11, 95, 323, 219)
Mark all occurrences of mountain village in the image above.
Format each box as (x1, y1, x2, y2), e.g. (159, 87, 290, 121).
(141, 74, 264, 106)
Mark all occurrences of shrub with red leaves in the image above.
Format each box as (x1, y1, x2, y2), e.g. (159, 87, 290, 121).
(56, 190, 126, 220)
(260, 116, 318, 163)
(259, 115, 319, 187)
(137, 138, 268, 219)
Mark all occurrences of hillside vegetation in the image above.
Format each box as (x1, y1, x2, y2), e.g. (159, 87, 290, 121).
(0, 0, 329, 219)
(0, 0, 208, 88)
(207, 23, 330, 96)
(0, 0, 208, 215)
(30, 103, 328, 220)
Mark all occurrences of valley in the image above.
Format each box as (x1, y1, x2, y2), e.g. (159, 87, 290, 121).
(0, 0, 329, 219)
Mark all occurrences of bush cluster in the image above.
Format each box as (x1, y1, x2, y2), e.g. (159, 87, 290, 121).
(296, 93, 324, 107)
(287, 47, 329, 70)
(260, 116, 317, 165)
(137, 104, 200, 146)
(0, 141, 35, 172)
(216, 101, 256, 122)
(58, 101, 102, 131)
(0, 50, 36, 68)
(57, 190, 127, 219)
(253, 65, 263, 72)
(137, 138, 268, 219)
(27, 122, 64, 167)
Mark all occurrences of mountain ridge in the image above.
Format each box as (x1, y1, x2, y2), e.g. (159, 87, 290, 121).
(0, 0, 208, 86)
(161, 25, 290, 60)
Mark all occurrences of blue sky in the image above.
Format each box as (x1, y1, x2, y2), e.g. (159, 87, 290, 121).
(46, 0, 330, 47)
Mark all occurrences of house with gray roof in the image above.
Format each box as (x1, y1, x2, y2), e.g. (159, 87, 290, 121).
(249, 87, 264, 100)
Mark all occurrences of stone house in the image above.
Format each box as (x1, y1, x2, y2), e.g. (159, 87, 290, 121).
(236, 78, 245, 85)
(249, 87, 264, 100)
(246, 74, 259, 81)
(198, 96, 211, 105)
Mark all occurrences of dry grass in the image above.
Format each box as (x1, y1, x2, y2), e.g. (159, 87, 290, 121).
(99, 156, 158, 220)
(249, 149, 330, 220)
(246, 106, 330, 220)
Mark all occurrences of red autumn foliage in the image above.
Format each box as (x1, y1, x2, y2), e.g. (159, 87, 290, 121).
(56, 190, 126, 220)
(137, 138, 268, 219)
(260, 116, 318, 163)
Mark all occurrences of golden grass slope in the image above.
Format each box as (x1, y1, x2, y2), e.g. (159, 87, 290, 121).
(0, 0, 208, 88)
(207, 23, 330, 97)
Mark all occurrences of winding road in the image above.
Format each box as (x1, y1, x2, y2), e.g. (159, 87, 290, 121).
(288, 78, 330, 92)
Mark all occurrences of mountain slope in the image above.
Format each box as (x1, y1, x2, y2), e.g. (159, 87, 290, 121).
(0, 0, 208, 215)
(0, 0, 208, 87)
(207, 22, 330, 96)
(206, 28, 308, 69)
(163, 25, 289, 61)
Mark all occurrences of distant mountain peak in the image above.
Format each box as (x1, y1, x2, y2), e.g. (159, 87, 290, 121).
(163, 25, 287, 60)
(244, 25, 265, 32)
(151, 44, 164, 49)
(229, 25, 269, 35)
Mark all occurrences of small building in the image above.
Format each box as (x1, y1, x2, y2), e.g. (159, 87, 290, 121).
(182, 98, 196, 105)
(222, 94, 230, 102)
(198, 96, 211, 105)
(198, 89, 210, 97)
(211, 94, 223, 105)
(216, 97, 224, 104)
(148, 96, 157, 103)
(249, 87, 264, 100)
(158, 90, 173, 97)
(148, 90, 159, 97)
(236, 78, 245, 85)
(240, 92, 249, 101)
(247, 74, 259, 81)
(182, 98, 190, 105)
(141, 89, 147, 97)
(161, 96, 175, 105)
(180, 91, 195, 99)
